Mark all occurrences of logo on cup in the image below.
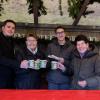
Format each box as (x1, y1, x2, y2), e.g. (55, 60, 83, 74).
(28, 59, 47, 69)
(28, 60, 34, 69)
(34, 60, 40, 70)
(40, 60, 47, 68)
(51, 61, 58, 70)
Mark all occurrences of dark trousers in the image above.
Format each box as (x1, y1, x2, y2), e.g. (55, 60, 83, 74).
(15, 72, 40, 89)
(0, 73, 15, 89)
(48, 82, 70, 90)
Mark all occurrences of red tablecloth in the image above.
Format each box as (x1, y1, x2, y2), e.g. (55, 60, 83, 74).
(0, 90, 100, 100)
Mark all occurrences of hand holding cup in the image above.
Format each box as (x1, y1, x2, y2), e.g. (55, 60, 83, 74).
(57, 62, 66, 71)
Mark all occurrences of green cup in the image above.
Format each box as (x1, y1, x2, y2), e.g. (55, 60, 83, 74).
(40, 60, 47, 68)
(34, 60, 40, 70)
(51, 61, 58, 70)
(28, 60, 34, 69)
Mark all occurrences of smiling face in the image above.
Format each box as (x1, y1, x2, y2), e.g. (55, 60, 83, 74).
(56, 28, 66, 42)
(76, 40, 89, 53)
(26, 36, 37, 51)
(2, 22, 15, 37)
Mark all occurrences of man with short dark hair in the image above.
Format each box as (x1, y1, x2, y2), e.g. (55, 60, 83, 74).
(46, 26, 74, 90)
(0, 19, 18, 88)
(15, 33, 46, 89)
(0, 19, 26, 89)
(71, 34, 100, 89)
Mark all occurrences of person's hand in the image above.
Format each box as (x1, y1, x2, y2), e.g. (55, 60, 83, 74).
(78, 80, 87, 88)
(57, 62, 66, 71)
(20, 60, 28, 69)
(58, 58, 64, 64)
(36, 59, 40, 63)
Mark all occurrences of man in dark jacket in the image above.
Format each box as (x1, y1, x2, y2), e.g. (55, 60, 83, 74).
(71, 34, 100, 89)
(46, 26, 74, 90)
(0, 19, 27, 89)
(0, 19, 20, 88)
(15, 33, 46, 89)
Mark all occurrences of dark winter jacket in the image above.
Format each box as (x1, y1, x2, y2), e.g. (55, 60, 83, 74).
(15, 44, 46, 74)
(0, 32, 19, 88)
(15, 44, 46, 88)
(71, 48, 100, 89)
(46, 37, 74, 84)
(0, 32, 20, 67)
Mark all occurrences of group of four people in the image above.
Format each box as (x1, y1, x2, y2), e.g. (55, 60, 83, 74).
(0, 19, 100, 90)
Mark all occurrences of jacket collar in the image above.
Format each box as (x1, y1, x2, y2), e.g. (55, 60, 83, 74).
(73, 48, 98, 59)
(27, 47, 38, 55)
(52, 37, 72, 48)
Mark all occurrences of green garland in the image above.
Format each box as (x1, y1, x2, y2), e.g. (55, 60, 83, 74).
(27, 0, 47, 17)
(68, 0, 100, 19)
(0, 0, 47, 17)
(68, 0, 81, 19)
(0, 0, 100, 18)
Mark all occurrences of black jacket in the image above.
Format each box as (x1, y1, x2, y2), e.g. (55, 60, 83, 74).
(71, 48, 100, 89)
(0, 32, 20, 69)
(0, 32, 20, 88)
(46, 37, 74, 84)
(15, 44, 46, 74)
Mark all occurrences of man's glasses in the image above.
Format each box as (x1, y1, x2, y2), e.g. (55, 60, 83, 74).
(56, 31, 64, 34)
(27, 39, 36, 42)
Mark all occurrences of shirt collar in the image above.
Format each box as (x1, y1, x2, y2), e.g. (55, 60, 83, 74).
(27, 47, 38, 54)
